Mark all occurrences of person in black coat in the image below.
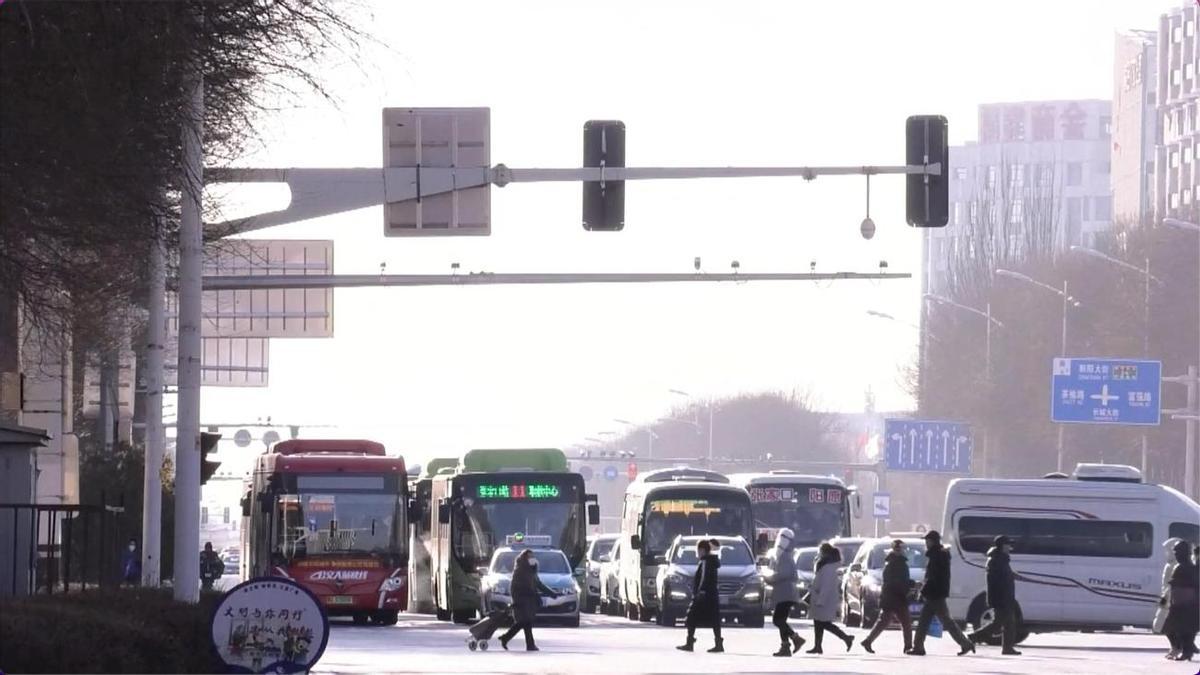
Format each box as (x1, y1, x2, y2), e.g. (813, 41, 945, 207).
(967, 535, 1020, 655)
(1163, 539, 1199, 661)
(910, 530, 974, 656)
(860, 540, 914, 654)
(677, 539, 724, 653)
(498, 549, 559, 651)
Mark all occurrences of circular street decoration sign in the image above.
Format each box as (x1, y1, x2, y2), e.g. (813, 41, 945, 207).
(234, 429, 253, 448)
(211, 577, 329, 674)
(603, 465, 618, 481)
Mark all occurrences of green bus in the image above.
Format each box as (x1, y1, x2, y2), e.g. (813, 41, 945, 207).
(430, 448, 599, 623)
(408, 457, 459, 614)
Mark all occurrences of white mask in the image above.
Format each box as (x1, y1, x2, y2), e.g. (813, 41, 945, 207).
(128, 544, 136, 551)
(530, 558, 539, 568)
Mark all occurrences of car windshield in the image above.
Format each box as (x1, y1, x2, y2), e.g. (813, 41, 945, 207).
(491, 550, 571, 574)
(867, 543, 928, 569)
(590, 538, 616, 561)
(795, 548, 818, 571)
(671, 541, 754, 565)
(833, 541, 864, 565)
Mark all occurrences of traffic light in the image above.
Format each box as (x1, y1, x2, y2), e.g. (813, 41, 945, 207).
(200, 432, 221, 484)
(905, 115, 949, 227)
(582, 120, 625, 231)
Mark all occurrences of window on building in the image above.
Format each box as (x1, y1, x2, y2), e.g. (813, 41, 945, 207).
(1066, 162, 1083, 186)
(1067, 197, 1083, 227)
(1188, 63, 1197, 81)
(1186, 146, 1194, 164)
(953, 201, 963, 225)
(1009, 163, 1025, 187)
(1172, 150, 1181, 168)
(957, 516, 1153, 558)
(1036, 162, 1054, 186)
(1172, 69, 1182, 86)
(986, 166, 997, 190)
(1094, 196, 1112, 221)
(1010, 200, 1024, 225)
(201, 507, 209, 525)
(1146, 160, 1156, 175)
(1100, 116, 1112, 138)
(969, 201, 979, 225)
(1174, 26, 1184, 43)
(1185, 188, 1193, 205)
(223, 507, 231, 524)
(1081, 197, 1091, 221)
(954, 168, 968, 181)
(1171, 192, 1181, 209)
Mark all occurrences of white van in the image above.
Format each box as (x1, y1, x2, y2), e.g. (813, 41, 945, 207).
(943, 463, 1200, 640)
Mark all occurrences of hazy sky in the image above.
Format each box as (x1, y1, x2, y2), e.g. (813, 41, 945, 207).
(199, 0, 1182, 465)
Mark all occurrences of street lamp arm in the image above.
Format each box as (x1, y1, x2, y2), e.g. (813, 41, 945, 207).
(923, 294, 1003, 327)
(1163, 218, 1200, 232)
(995, 269, 1080, 306)
(1069, 246, 1164, 286)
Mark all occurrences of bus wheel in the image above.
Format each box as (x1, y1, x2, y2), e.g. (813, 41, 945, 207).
(436, 606, 452, 621)
(638, 605, 654, 622)
(452, 609, 475, 624)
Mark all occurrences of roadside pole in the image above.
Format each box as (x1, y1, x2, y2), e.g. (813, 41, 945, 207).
(141, 230, 165, 587)
(173, 62, 204, 603)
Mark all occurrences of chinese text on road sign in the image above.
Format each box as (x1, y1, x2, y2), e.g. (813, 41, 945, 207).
(1051, 358, 1161, 425)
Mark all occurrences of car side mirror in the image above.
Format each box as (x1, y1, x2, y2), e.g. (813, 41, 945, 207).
(850, 562, 862, 573)
(437, 499, 450, 524)
(587, 503, 600, 526)
(630, 534, 642, 551)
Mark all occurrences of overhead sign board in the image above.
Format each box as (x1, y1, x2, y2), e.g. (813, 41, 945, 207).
(382, 107, 491, 237)
(169, 239, 334, 339)
(164, 337, 270, 388)
(884, 419, 973, 474)
(1051, 358, 1162, 425)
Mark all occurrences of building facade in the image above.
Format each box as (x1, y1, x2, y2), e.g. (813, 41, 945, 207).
(1155, 3, 1200, 220)
(923, 100, 1113, 297)
(1112, 29, 1159, 223)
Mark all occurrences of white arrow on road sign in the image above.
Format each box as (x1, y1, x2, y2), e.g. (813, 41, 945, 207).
(955, 436, 968, 467)
(941, 430, 950, 466)
(1091, 384, 1118, 406)
(924, 429, 934, 465)
(908, 429, 917, 464)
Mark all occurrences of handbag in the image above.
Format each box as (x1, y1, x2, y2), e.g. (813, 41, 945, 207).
(928, 616, 944, 639)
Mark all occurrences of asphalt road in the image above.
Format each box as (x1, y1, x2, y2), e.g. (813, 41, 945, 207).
(313, 612, 1195, 674)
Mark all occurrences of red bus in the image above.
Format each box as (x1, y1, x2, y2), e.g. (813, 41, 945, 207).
(240, 439, 409, 625)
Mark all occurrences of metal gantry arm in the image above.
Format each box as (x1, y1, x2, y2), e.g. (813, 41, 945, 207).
(204, 162, 941, 235)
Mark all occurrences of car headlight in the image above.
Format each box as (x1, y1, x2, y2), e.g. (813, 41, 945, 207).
(378, 576, 405, 593)
(492, 581, 511, 594)
(743, 590, 761, 600)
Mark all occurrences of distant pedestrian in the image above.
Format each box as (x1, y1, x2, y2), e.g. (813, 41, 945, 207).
(860, 539, 913, 654)
(967, 535, 1020, 655)
(910, 530, 974, 656)
(121, 538, 141, 586)
(498, 549, 559, 651)
(677, 539, 723, 653)
(804, 542, 854, 654)
(764, 528, 805, 657)
(1162, 539, 1199, 661)
(1155, 537, 1184, 658)
(200, 541, 224, 592)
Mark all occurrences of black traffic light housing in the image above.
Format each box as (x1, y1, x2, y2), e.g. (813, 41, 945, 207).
(582, 120, 625, 231)
(905, 115, 949, 227)
(200, 431, 222, 484)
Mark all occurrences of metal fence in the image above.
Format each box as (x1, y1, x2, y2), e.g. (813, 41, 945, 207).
(0, 496, 127, 597)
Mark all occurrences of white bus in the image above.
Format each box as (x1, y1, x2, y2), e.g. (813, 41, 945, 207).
(617, 467, 753, 622)
(943, 463, 1200, 640)
(728, 471, 858, 550)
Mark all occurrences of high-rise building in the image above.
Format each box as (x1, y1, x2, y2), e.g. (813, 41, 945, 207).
(1111, 29, 1158, 223)
(923, 100, 1113, 297)
(1155, 3, 1200, 219)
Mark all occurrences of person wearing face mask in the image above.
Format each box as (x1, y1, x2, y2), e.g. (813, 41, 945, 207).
(498, 549, 559, 651)
(1162, 539, 1199, 662)
(677, 539, 724, 653)
(764, 528, 805, 657)
(967, 535, 1020, 655)
(1154, 537, 1184, 658)
(122, 538, 141, 586)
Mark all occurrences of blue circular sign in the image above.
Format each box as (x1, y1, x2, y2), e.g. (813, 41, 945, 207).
(604, 466, 618, 481)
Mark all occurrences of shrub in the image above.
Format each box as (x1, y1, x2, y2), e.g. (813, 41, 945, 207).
(0, 588, 223, 673)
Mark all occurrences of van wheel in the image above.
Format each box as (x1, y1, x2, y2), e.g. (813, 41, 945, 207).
(638, 605, 654, 622)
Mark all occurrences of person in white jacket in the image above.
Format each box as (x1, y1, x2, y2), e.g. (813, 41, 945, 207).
(804, 542, 855, 654)
(1155, 537, 1184, 659)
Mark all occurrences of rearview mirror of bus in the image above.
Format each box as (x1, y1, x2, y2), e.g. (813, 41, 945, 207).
(437, 499, 450, 524)
(630, 534, 642, 550)
(240, 495, 251, 518)
(587, 503, 600, 525)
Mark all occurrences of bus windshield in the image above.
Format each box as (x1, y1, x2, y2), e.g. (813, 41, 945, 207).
(747, 484, 848, 547)
(452, 474, 586, 569)
(643, 491, 752, 559)
(274, 475, 406, 560)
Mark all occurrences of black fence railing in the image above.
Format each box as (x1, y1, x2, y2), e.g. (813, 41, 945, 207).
(0, 495, 128, 596)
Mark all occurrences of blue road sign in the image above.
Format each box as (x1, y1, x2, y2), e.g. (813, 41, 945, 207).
(884, 419, 973, 473)
(603, 465, 618, 481)
(1051, 358, 1161, 425)
(872, 492, 891, 519)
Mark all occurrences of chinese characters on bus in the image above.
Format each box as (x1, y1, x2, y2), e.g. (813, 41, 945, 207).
(477, 483, 561, 500)
(748, 486, 841, 504)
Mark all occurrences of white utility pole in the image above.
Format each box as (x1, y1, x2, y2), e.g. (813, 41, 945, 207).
(173, 62, 204, 603)
(141, 231, 166, 586)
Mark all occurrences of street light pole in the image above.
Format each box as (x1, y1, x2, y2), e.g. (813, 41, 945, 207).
(1162, 218, 1200, 498)
(669, 389, 714, 466)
